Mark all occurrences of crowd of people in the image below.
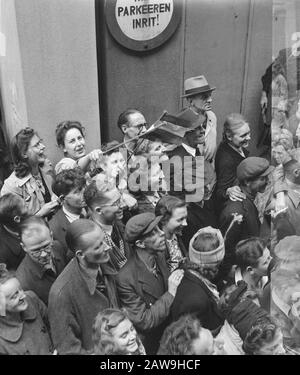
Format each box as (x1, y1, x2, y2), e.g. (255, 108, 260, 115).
(0, 73, 299, 355)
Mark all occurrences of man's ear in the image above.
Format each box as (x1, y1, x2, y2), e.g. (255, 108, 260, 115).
(95, 206, 103, 216)
(75, 250, 83, 257)
(13, 215, 21, 224)
(246, 266, 253, 274)
(293, 168, 300, 178)
(20, 242, 27, 253)
(135, 239, 145, 249)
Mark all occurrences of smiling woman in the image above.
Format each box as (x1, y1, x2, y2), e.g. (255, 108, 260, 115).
(93, 308, 146, 355)
(0, 127, 59, 217)
(55, 121, 103, 175)
(0, 263, 53, 354)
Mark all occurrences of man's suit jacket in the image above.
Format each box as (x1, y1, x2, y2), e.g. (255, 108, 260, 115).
(49, 208, 74, 262)
(115, 251, 173, 354)
(165, 145, 215, 202)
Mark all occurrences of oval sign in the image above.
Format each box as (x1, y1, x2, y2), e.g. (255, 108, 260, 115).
(105, 0, 182, 51)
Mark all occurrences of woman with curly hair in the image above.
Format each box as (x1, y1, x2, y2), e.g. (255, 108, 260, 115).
(157, 314, 225, 355)
(93, 308, 145, 355)
(271, 130, 294, 166)
(55, 120, 102, 175)
(243, 317, 285, 355)
(1, 127, 59, 217)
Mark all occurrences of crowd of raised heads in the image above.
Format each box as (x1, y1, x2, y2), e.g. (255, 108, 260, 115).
(0, 72, 299, 356)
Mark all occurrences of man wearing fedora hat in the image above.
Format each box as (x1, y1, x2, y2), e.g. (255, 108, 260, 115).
(219, 157, 273, 278)
(182, 75, 217, 163)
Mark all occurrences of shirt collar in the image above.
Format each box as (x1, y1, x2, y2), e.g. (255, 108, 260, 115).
(62, 206, 81, 223)
(0, 296, 37, 342)
(182, 143, 196, 157)
(234, 267, 243, 284)
(15, 172, 33, 187)
(272, 289, 291, 317)
(285, 187, 300, 208)
(25, 254, 56, 279)
(76, 256, 117, 295)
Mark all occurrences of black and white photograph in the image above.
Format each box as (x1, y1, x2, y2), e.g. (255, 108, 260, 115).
(0, 0, 299, 361)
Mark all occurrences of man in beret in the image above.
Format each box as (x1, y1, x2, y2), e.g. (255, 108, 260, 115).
(115, 212, 184, 354)
(219, 157, 273, 278)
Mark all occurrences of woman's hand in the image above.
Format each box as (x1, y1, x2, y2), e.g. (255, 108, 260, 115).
(88, 149, 103, 162)
(226, 186, 246, 202)
(36, 200, 60, 217)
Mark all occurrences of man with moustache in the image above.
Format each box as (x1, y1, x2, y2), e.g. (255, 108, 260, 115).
(116, 213, 184, 354)
(117, 108, 149, 158)
(48, 219, 119, 354)
(16, 216, 67, 305)
(219, 157, 274, 278)
(84, 180, 132, 271)
(50, 168, 86, 261)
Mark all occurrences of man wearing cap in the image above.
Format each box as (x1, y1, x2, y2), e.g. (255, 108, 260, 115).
(219, 157, 273, 278)
(115, 213, 184, 354)
(182, 75, 217, 163)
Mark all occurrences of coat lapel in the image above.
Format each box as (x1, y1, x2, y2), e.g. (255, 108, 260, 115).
(136, 256, 164, 300)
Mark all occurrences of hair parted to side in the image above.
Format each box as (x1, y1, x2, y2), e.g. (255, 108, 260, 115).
(242, 316, 279, 355)
(83, 180, 112, 209)
(235, 237, 266, 272)
(155, 195, 186, 226)
(93, 308, 144, 355)
(222, 113, 248, 141)
(19, 216, 50, 242)
(11, 127, 37, 178)
(55, 121, 85, 148)
(65, 219, 99, 252)
(0, 193, 28, 228)
(100, 140, 122, 157)
(52, 168, 86, 197)
(117, 108, 142, 132)
(157, 314, 202, 355)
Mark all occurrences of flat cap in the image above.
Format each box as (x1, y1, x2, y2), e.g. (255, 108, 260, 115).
(237, 157, 274, 182)
(125, 213, 163, 243)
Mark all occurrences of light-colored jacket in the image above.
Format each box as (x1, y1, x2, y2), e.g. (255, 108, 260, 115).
(1, 160, 56, 215)
(204, 110, 217, 163)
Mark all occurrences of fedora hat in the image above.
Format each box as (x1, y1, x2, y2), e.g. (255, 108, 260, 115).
(182, 75, 216, 98)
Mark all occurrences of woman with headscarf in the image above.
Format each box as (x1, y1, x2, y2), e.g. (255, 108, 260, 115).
(171, 226, 225, 330)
